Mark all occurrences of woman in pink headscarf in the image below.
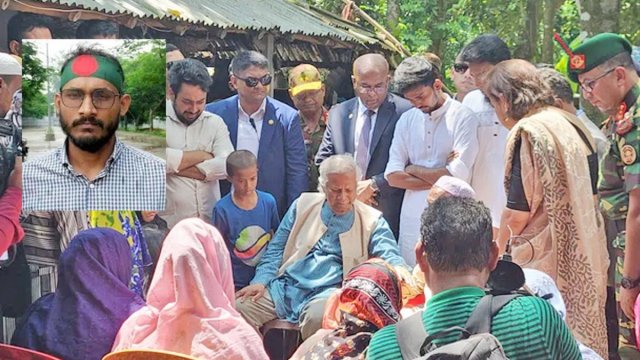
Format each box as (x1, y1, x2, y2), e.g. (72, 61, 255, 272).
(111, 218, 268, 360)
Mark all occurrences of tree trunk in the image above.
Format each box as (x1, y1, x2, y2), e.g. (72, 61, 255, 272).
(386, 0, 399, 32)
(517, 0, 541, 61)
(541, 0, 559, 64)
(429, 0, 448, 58)
(577, 0, 620, 35)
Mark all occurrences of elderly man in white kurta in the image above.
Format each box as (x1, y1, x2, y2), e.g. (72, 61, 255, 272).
(385, 56, 478, 266)
(164, 59, 234, 227)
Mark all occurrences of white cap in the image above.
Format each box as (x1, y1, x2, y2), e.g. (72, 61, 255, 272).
(0, 53, 21, 76)
(432, 175, 476, 199)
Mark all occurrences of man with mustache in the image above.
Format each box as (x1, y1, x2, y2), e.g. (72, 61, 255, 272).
(385, 55, 478, 266)
(205, 51, 307, 217)
(163, 58, 233, 227)
(23, 46, 166, 211)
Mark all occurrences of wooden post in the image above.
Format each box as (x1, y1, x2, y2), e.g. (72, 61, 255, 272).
(266, 32, 275, 97)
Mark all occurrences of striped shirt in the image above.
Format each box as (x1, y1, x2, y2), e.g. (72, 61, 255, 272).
(23, 138, 166, 211)
(367, 287, 581, 360)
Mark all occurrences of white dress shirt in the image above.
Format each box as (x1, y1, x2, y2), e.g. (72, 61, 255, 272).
(353, 98, 379, 179)
(463, 89, 508, 228)
(164, 102, 234, 227)
(385, 95, 479, 265)
(237, 98, 267, 157)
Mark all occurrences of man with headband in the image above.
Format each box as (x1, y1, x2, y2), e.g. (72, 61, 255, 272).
(23, 46, 165, 211)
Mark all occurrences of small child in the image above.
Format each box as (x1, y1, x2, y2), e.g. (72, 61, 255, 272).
(211, 150, 280, 291)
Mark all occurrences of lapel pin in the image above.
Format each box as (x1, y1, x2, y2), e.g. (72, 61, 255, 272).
(268, 119, 274, 125)
(348, 113, 353, 119)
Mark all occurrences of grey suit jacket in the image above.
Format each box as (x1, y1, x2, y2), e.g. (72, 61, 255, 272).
(315, 93, 413, 239)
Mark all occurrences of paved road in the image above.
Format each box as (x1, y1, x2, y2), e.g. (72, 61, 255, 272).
(23, 125, 166, 160)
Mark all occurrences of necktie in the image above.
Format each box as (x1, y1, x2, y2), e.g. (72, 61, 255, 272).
(356, 109, 374, 178)
(249, 118, 258, 133)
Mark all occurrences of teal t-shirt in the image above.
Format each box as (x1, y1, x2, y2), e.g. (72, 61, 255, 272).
(367, 287, 581, 360)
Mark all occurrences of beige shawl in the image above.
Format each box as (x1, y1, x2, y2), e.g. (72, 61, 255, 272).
(504, 106, 609, 357)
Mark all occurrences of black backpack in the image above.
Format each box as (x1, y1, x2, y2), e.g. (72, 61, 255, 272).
(395, 294, 521, 359)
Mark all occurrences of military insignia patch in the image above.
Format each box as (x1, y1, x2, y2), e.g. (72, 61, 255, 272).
(616, 107, 634, 136)
(621, 144, 637, 165)
(570, 54, 586, 70)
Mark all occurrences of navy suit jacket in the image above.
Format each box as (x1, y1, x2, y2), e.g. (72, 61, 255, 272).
(205, 95, 308, 216)
(315, 93, 412, 238)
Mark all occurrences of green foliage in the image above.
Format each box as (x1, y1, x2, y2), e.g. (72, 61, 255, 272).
(311, 0, 638, 89)
(119, 39, 166, 129)
(21, 42, 51, 118)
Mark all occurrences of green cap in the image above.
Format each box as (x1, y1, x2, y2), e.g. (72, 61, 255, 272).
(568, 33, 632, 82)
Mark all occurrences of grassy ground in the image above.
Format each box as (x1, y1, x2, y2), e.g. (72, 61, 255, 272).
(120, 128, 166, 138)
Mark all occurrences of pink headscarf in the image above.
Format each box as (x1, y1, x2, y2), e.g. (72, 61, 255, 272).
(111, 218, 268, 360)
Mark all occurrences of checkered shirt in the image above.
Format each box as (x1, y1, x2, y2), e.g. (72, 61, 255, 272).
(23, 138, 166, 211)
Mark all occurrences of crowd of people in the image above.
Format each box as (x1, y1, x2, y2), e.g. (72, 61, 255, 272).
(1, 10, 640, 360)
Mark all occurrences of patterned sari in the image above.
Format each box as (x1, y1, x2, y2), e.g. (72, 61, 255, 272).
(504, 106, 609, 357)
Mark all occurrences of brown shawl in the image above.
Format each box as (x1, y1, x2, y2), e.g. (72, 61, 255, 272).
(504, 106, 609, 357)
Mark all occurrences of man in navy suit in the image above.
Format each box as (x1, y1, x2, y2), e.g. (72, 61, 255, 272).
(315, 54, 412, 238)
(205, 51, 307, 216)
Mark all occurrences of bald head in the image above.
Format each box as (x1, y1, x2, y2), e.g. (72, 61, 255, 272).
(353, 53, 389, 78)
(352, 54, 390, 110)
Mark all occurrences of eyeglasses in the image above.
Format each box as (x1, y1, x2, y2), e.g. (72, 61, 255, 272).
(453, 63, 469, 73)
(580, 68, 615, 93)
(235, 74, 272, 87)
(60, 89, 120, 109)
(358, 84, 387, 94)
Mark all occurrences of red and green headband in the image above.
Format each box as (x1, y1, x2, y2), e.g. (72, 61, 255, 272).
(59, 54, 124, 92)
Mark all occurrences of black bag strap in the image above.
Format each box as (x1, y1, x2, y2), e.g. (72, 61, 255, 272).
(464, 294, 521, 335)
(396, 310, 428, 360)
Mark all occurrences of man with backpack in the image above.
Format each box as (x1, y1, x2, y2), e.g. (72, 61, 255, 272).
(366, 196, 581, 359)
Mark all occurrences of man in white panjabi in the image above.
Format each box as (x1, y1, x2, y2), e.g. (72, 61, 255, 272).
(459, 34, 512, 233)
(385, 56, 478, 266)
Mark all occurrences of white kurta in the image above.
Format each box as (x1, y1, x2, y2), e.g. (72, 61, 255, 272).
(164, 102, 234, 228)
(464, 90, 508, 228)
(385, 96, 479, 265)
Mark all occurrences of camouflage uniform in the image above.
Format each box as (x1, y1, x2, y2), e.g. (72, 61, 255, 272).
(300, 109, 327, 192)
(599, 81, 640, 356)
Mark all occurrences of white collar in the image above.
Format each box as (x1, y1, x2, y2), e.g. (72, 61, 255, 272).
(238, 98, 267, 119)
(356, 97, 380, 116)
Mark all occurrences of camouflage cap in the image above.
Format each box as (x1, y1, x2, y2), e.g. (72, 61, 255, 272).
(568, 33, 632, 82)
(288, 64, 323, 97)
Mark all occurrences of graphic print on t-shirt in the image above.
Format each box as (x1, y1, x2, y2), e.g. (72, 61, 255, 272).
(234, 225, 272, 267)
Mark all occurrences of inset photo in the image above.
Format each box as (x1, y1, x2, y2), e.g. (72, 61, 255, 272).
(21, 39, 166, 211)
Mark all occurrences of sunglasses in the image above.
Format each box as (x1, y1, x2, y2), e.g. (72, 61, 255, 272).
(453, 63, 469, 73)
(166, 61, 175, 70)
(235, 74, 272, 87)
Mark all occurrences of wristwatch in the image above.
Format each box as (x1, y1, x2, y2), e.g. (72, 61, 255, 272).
(621, 276, 640, 289)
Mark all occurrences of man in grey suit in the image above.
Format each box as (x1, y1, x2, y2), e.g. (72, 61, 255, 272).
(315, 54, 412, 238)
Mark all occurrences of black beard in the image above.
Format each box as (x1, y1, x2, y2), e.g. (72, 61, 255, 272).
(172, 103, 199, 125)
(60, 115, 118, 153)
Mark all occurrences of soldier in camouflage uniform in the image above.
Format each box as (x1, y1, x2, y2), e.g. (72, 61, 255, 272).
(288, 64, 328, 192)
(569, 33, 640, 359)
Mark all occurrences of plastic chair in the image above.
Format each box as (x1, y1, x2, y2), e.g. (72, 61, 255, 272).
(0, 344, 62, 360)
(260, 319, 302, 360)
(103, 349, 197, 360)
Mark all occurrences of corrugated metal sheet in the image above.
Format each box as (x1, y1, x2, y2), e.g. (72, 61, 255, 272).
(34, 0, 380, 43)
